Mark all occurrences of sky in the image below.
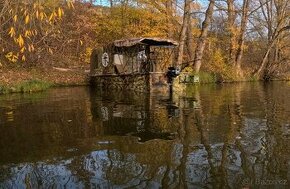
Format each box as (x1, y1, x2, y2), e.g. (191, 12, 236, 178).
(86, 0, 210, 7)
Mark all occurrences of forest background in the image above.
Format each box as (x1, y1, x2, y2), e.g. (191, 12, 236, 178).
(0, 0, 289, 91)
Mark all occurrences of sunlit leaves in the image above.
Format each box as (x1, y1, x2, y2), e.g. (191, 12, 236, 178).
(28, 44, 35, 52)
(13, 15, 18, 22)
(40, 12, 45, 21)
(49, 13, 54, 22)
(2, 0, 73, 63)
(20, 47, 26, 53)
(17, 35, 24, 48)
(58, 7, 64, 18)
(5, 52, 13, 58)
(95, 6, 169, 45)
(25, 15, 30, 24)
(35, 10, 39, 19)
(24, 30, 32, 39)
(21, 55, 26, 61)
(5, 52, 18, 63)
(8, 27, 16, 38)
(67, 0, 75, 9)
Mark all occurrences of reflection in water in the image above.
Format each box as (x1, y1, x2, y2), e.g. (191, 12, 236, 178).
(0, 83, 290, 188)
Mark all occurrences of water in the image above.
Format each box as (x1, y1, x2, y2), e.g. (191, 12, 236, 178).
(0, 82, 289, 188)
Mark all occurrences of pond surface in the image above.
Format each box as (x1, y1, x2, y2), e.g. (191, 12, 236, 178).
(0, 82, 289, 188)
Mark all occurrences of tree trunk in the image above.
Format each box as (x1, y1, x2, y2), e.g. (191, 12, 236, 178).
(176, 0, 191, 66)
(254, 25, 290, 78)
(254, 39, 276, 77)
(227, 0, 236, 65)
(165, 0, 174, 38)
(186, 1, 194, 62)
(235, 0, 250, 76)
(192, 0, 215, 74)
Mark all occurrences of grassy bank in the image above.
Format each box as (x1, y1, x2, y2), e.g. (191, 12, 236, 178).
(174, 68, 290, 93)
(1, 64, 288, 95)
(0, 66, 89, 94)
(183, 64, 290, 84)
(0, 80, 52, 94)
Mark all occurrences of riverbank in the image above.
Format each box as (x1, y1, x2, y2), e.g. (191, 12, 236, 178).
(1, 66, 289, 95)
(0, 66, 89, 94)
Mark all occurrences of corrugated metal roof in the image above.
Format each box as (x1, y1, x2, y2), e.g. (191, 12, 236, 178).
(113, 37, 178, 47)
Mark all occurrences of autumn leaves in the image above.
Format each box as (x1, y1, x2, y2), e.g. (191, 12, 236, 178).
(2, 0, 74, 63)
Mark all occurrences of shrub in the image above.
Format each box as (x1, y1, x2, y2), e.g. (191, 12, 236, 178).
(0, 85, 10, 94)
(198, 71, 217, 83)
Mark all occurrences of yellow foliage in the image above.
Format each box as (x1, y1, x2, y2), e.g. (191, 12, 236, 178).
(49, 13, 54, 21)
(67, 0, 74, 9)
(20, 47, 26, 53)
(21, 55, 26, 61)
(212, 49, 226, 70)
(95, 6, 168, 45)
(5, 52, 13, 58)
(5, 52, 18, 63)
(58, 7, 63, 18)
(84, 47, 92, 64)
(40, 12, 45, 20)
(13, 15, 17, 22)
(8, 27, 16, 37)
(12, 55, 18, 62)
(2, 0, 72, 63)
(28, 44, 35, 52)
(24, 30, 32, 38)
(17, 34, 24, 47)
(183, 66, 194, 73)
(205, 48, 239, 81)
(25, 15, 30, 24)
(35, 10, 39, 19)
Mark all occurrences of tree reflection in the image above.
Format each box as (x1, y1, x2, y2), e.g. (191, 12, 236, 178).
(235, 83, 290, 187)
(0, 84, 290, 188)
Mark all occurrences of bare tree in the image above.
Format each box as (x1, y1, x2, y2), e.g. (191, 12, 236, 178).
(235, 0, 251, 76)
(186, 2, 194, 62)
(192, 0, 215, 74)
(176, 0, 191, 66)
(227, 0, 237, 65)
(254, 0, 290, 78)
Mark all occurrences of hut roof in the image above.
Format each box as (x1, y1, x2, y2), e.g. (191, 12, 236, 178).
(113, 37, 178, 47)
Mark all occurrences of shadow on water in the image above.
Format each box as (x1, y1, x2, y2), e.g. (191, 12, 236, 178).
(0, 83, 289, 188)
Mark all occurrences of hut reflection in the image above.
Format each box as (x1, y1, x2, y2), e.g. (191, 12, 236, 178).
(89, 87, 179, 141)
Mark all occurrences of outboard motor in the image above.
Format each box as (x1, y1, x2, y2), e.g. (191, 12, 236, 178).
(165, 66, 180, 109)
(166, 67, 180, 84)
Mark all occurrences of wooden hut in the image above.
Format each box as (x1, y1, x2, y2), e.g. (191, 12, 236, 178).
(90, 37, 178, 92)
